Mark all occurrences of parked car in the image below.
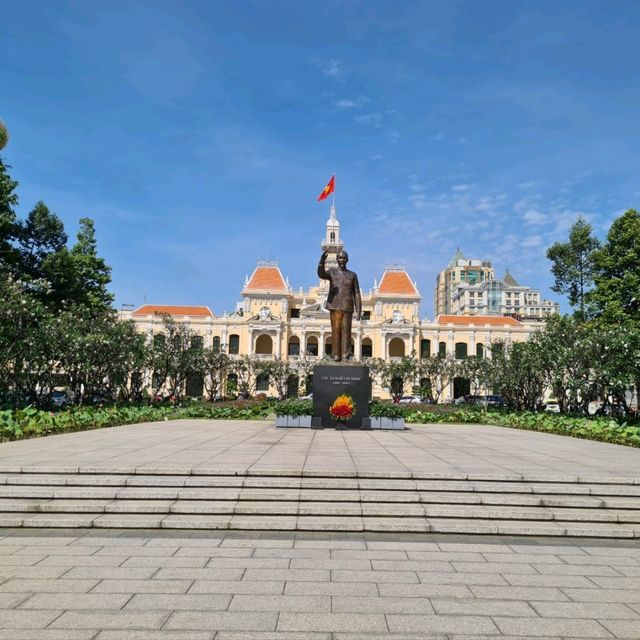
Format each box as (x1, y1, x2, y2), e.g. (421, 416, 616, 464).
(300, 393, 313, 400)
(91, 392, 113, 408)
(544, 402, 560, 413)
(482, 395, 506, 408)
(454, 394, 477, 405)
(48, 389, 74, 409)
(603, 403, 627, 416)
(398, 395, 423, 404)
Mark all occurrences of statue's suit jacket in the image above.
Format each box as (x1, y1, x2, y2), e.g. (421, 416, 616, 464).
(317, 263, 362, 314)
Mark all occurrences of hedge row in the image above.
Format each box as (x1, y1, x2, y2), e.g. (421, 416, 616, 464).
(1, 403, 639, 449)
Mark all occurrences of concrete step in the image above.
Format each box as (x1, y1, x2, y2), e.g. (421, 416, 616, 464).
(2, 496, 640, 524)
(0, 511, 637, 537)
(0, 469, 639, 537)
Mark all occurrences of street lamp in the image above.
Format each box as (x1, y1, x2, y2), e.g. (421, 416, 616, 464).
(0, 120, 9, 151)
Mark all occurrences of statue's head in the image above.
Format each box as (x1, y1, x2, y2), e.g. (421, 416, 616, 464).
(337, 250, 349, 268)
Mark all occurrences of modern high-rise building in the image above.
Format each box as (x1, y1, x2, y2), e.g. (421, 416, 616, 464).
(434, 249, 494, 316)
(434, 249, 559, 322)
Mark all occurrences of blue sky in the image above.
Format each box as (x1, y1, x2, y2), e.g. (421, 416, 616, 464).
(2, 1, 639, 316)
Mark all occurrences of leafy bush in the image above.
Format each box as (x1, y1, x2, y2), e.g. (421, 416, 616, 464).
(274, 399, 313, 417)
(369, 402, 405, 419)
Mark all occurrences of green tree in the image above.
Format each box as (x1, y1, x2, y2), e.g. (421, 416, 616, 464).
(17, 201, 67, 286)
(546, 217, 600, 317)
(44, 217, 114, 311)
(147, 315, 196, 401)
(588, 209, 640, 326)
(197, 347, 230, 402)
(488, 340, 545, 412)
(415, 355, 455, 404)
(0, 158, 19, 273)
(380, 356, 416, 402)
(262, 358, 293, 400)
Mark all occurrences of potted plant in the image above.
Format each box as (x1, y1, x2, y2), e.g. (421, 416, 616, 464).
(274, 399, 313, 427)
(369, 402, 405, 429)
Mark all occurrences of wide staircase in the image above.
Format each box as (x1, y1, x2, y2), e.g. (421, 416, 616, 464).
(1, 468, 640, 537)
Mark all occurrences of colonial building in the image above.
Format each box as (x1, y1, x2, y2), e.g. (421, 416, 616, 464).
(434, 249, 559, 321)
(124, 209, 549, 400)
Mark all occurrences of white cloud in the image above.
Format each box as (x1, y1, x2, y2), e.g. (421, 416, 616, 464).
(386, 131, 400, 143)
(354, 113, 383, 128)
(311, 57, 348, 80)
(334, 95, 369, 109)
(370, 154, 384, 161)
(523, 209, 548, 225)
(518, 181, 537, 189)
(521, 235, 543, 247)
(452, 184, 470, 192)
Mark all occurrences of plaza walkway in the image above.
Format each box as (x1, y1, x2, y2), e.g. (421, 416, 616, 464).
(1, 420, 640, 638)
(0, 419, 638, 478)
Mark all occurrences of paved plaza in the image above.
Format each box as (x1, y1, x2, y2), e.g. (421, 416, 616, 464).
(1, 528, 640, 639)
(0, 419, 639, 479)
(1, 419, 640, 637)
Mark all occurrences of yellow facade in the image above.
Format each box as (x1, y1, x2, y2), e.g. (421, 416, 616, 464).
(123, 209, 545, 400)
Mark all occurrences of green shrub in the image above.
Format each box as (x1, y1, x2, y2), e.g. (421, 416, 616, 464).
(274, 399, 313, 417)
(369, 402, 405, 419)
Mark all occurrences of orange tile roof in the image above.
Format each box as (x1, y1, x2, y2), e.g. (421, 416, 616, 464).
(437, 314, 522, 326)
(133, 305, 213, 317)
(378, 270, 418, 295)
(245, 266, 287, 291)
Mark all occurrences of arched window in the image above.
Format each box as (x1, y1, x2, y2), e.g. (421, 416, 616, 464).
(455, 342, 468, 359)
(226, 373, 238, 396)
(389, 338, 405, 358)
(438, 341, 447, 357)
(330, 231, 335, 242)
(288, 336, 300, 356)
(419, 378, 432, 399)
(255, 334, 273, 355)
(286, 374, 299, 398)
(212, 336, 221, 353)
(306, 336, 318, 356)
(476, 343, 484, 358)
(420, 339, 431, 358)
(325, 336, 333, 356)
(190, 335, 203, 350)
(229, 334, 240, 354)
(186, 374, 204, 397)
(361, 337, 373, 359)
(256, 373, 270, 392)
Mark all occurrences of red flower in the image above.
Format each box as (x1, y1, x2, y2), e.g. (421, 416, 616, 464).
(329, 394, 355, 422)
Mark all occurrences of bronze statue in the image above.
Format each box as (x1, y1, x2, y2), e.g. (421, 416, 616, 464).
(318, 250, 362, 361)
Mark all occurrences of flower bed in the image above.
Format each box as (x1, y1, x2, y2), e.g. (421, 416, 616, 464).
(0, 400, 274, 442)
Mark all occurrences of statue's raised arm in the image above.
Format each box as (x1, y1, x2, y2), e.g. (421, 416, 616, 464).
(317, 250, 330, 280)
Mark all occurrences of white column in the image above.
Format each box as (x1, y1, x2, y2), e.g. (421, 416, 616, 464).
(355, 329, 362, 360)
(247, 330, 253, 356)
(319, 331, 325, 357)
(275, 330, 281, 358)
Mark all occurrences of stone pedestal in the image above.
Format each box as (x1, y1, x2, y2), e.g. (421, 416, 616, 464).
(311, 364, 370, 429)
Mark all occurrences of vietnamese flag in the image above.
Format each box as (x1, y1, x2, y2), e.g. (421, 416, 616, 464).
(317, 175, 335, 202)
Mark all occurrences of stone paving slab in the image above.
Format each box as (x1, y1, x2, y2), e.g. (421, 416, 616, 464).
(0, 419, 639, 480)
(1, 529, 640, 636)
